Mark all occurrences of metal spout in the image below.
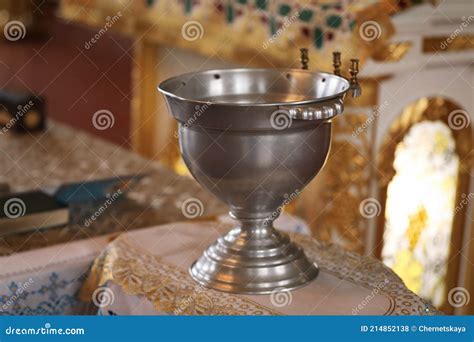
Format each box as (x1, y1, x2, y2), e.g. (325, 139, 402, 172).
(349, 59, 361, 97)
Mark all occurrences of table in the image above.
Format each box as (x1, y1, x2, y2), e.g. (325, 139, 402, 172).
(81, 221, 440, 316)
(0, 121, 226, 255)
(0, 121, 440, 315)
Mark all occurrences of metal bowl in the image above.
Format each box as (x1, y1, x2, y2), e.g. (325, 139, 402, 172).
(159, 68, 351, 294)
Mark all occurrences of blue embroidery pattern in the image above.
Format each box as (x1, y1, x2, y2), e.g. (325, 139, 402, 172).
(0, 272, 86, 315)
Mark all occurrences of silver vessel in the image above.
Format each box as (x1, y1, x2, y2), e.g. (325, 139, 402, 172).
(159, 51, 361, 294)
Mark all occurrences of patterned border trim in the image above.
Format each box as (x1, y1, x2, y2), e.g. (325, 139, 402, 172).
(80, 232, 442, 315)
(292, 234, 442, 315)
(81, 238, 281, 315)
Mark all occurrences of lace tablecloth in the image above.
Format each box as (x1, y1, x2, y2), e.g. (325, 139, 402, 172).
(80, 222, 440, 316)
(0, 214, 309, 315)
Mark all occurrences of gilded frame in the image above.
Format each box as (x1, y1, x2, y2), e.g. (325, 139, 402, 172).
(375, 97, 472, 314)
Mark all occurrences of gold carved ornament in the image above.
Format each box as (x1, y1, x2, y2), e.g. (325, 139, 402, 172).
(296, 112, 373, 254)
(58, 0, 397, 160)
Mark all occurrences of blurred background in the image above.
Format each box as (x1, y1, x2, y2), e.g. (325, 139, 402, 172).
(0, 0, 472, 314)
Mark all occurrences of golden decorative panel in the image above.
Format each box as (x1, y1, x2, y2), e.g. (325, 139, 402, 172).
(423, 35, 474, 53)
(59, 0, 398, 162)
(372, 41, 412, 62)
(376, 97, 472, 313)
(60, 0, 397, 71)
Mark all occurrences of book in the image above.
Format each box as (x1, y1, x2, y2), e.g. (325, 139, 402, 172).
(0, 191, 69, 237)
